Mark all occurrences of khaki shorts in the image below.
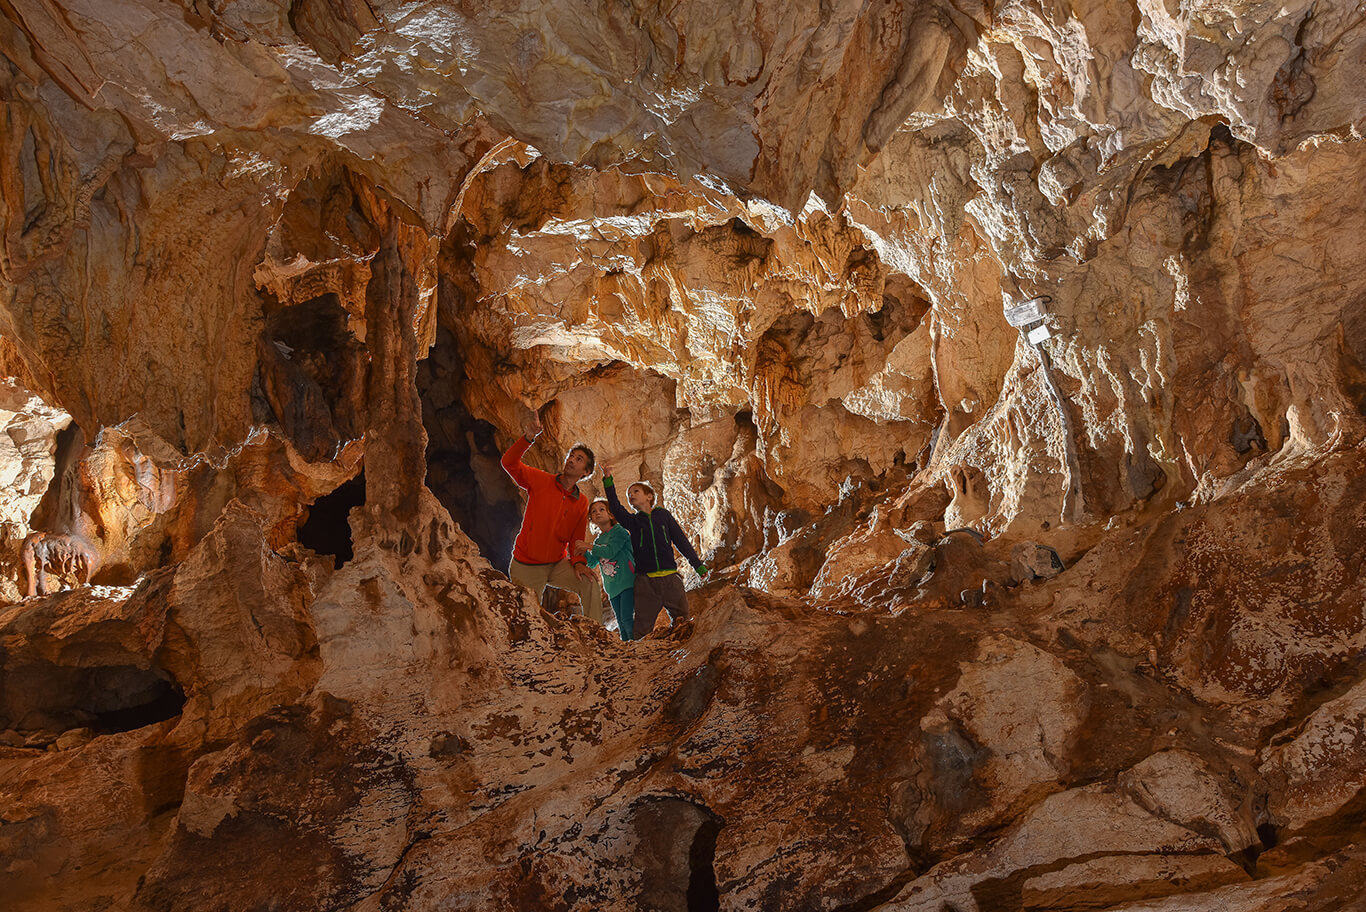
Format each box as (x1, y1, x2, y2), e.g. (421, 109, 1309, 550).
(509, 558, 604, 623)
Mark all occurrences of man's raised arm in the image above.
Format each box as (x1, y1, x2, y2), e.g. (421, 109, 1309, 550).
(501, 410, 543, 488)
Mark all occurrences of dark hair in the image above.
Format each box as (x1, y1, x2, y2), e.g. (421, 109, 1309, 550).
(589, 499, 615, 527)
(569, 443, 595, 473)
(628, 482, 656, 504)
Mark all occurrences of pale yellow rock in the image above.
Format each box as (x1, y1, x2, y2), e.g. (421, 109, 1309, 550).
(1260, 676, 1366, 833)
(0, 376, 70, 601)
(927, 635, 1086, 825)
(887, 782, 1228, 911)
(1119, 750, 1259, 855)
(1022, 854, 1248, 911)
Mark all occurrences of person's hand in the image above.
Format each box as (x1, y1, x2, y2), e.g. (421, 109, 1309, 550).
(573, 562, 596, 582)
(695, 565, 710, 578)
(523, 409, 543, 440)
(600, 461, 613, 478)
(573, 538, 592, 556)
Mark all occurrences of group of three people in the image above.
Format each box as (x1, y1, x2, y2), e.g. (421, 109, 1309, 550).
(500, 412, 708, 639)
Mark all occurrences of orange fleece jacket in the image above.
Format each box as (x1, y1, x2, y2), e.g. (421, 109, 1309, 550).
(501, 435, 589, 566)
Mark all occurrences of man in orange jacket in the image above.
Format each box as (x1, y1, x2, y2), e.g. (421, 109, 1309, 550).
(501, 410, 604, 622)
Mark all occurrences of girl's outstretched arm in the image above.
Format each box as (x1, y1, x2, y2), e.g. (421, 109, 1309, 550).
(583, 533, 608, 567)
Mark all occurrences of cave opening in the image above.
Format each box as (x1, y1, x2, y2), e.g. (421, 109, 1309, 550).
(0, 661, 185, 736)
(1256, 822, 1280, 851)
(254, 293, 367, 462)
(630, 798, 725, 910)
(418, 323, 522, 569)
(88, 670, 186, 734)
(28, 420, 86, 534)
(299, 472, 365, 569)
(686, 817, 722, 912)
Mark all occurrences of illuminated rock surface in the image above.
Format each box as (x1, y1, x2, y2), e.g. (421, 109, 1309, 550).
(3, 1, 1366, 909)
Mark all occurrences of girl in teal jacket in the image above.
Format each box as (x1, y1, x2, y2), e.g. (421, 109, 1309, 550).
(580, 500, 637, 640)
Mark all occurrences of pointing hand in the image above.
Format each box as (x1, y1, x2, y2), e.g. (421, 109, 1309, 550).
(524, 409, 544, 440)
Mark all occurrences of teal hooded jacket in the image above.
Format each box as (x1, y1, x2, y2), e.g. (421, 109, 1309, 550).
(584, 523, 636, 598)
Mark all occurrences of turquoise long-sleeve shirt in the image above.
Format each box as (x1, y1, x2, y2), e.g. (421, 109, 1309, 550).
(584, 523, 636, 598)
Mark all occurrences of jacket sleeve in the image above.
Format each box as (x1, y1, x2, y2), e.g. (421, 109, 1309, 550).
(604, 477, 631, 526)
(568, 505, 589, 566)
(583, 527, 612, 568)
(501, 435, 534, 489)
(662, 509, 706, 571)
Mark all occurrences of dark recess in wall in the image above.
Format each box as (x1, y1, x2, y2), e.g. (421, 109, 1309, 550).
(687, 817, 722, 912)
(29, 421, 86, 534)
(254, 293, 367, 462)
(91, 673, 185, 734)
(630, 798, 725, 911)
(299, 472, 365, 568)
(418, 324, 522, 569)
(0, 661, 185, 735)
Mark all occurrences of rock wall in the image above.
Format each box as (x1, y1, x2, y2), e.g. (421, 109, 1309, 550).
(3, 1, 1366, 910)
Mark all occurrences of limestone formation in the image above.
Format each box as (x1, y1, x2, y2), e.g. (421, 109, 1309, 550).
(19, 529, 97, 596)
(3, 0, 1366, 910)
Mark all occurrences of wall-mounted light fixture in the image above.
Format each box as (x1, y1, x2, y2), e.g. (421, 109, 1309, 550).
(1004, 294, 1053, 346)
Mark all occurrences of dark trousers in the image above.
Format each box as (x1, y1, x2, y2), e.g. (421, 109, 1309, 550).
(632, 573, 689, 638)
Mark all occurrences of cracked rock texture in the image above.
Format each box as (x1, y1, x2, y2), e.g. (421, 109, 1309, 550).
(3, 1, 1366, 910)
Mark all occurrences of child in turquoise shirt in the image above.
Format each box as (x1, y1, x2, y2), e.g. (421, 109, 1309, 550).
(579, 499, 637, 640)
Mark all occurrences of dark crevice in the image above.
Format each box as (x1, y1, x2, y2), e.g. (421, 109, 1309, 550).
(91, 675, 185, 734)
(29, 421, 86, 534)
(686, 817, 721, 912)
(299, 472, 365, 569)
(254, 293, 367, 462)
(418, 323, 522, 568)
(0, 661, 184, 736)
(1239, 821, 1279, 872)
(631, 798, 725, 912)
